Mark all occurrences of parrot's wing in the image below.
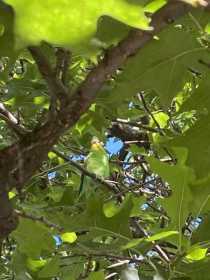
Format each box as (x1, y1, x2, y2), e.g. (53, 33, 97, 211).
(78, 173, 85, 195)
(78, 175, 94, 199)
(86, 148, 110, 178)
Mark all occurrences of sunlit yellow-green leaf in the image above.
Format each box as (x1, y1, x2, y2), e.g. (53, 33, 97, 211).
(145, 0, 167, 13)
(61, 232, 77, 244)
(152, 111, 169, 129)
(103, 201, 120, 218)
(26, 258, 47, 272)
(33, 96, 46, 105)
(146, 231, 179, 242)
(9, 191, 16, 199)
(121, 238, 143, 250)
(186, 246, 208, 261)
(48, 151, 65, 164)
(48, 151, 57, 160)
(4, 0, 151, 54)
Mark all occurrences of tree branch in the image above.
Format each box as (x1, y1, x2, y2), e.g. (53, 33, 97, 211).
(54, 47, 71, 86)
(28, 46, 70, 107)
(0, 103, 29, 136)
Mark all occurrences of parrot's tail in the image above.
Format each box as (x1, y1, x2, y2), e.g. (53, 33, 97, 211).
(78, 173, 85, 194)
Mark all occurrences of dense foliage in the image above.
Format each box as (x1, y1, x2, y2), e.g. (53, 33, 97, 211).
(0, 0, 210, 279)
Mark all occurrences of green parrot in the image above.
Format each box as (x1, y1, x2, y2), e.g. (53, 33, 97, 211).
(79, 136, 110, 195)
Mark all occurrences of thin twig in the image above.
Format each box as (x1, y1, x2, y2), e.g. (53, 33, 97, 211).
(80, 256, 92, 279)
(62, 252, 144, 263)
(105, 187, 143, 201)
(138, 93, 164, 135)
(130, 218, 171, 263)
(162, 147, 177, 164)
(124, 140, 149, 145)
(115, 118, 160, 133)
(14, 209, 64, 232)
(110, 159, 144, 165)
(105, 272, 118, 279)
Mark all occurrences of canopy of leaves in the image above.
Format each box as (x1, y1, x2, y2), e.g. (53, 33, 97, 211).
(1, 1, 210, 280)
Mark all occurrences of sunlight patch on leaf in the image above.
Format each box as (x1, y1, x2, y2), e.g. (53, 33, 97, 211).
(61, 232, 77, 244)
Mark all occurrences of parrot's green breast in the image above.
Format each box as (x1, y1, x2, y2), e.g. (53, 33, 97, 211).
(86, 147, 110, 178)
(78, 140, 110, 196)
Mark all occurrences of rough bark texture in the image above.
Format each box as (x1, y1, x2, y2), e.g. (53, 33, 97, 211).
(0, 0, 206, 239)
